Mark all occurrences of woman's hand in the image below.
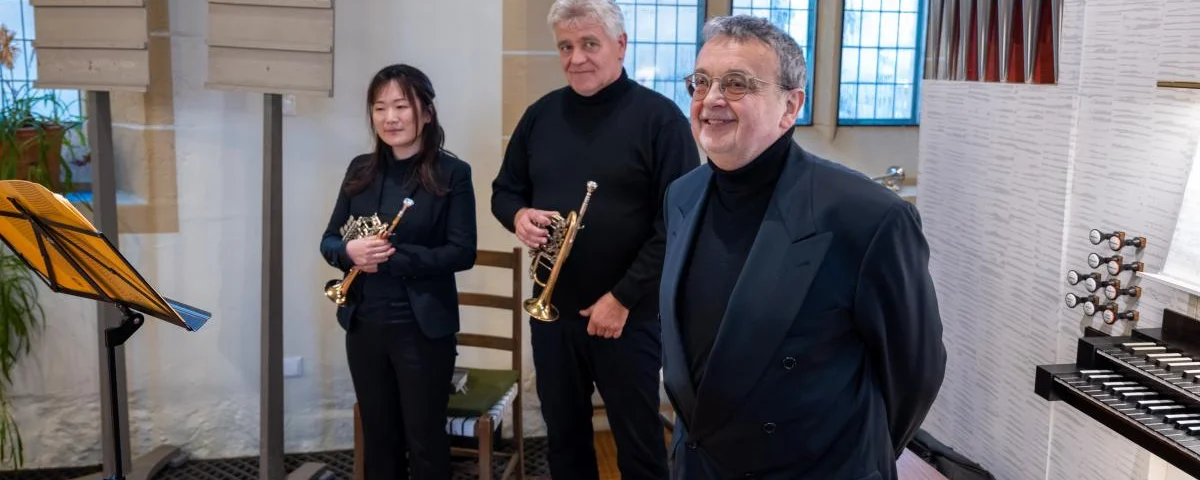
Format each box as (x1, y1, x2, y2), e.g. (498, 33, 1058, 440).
(345, 237, 394, 268)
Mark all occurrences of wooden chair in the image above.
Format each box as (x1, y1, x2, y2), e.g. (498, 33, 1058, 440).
(353, 247, 525, 480)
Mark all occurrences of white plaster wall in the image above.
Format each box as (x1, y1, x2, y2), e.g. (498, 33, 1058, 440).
(918, 0, 1200, 479)
(4, 0, 524, 468)
(794, 126, 920, 180)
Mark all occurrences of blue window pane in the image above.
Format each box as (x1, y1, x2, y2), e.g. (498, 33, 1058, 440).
(0, 1, 82, 118)
(841, 49, 860, 83)
(616, 0, 705, 119)
(856, 84, 876, 118)
(655, 5, 677, 42)
(880, 12, 899, 47)
(844, 10, 861, 46)
(731, 0, 818, 126)
(839, 84, 857, 118)
(878, 49, 897, 83)
(839, 0, 924, 125)
(893, 84, 913, 118)
(899, 12, 917, 48)
(874, 84, 894, 119)
(0, 3, 23, 39)
(861, 12, 880, 47)
(677, 6, 698, 44)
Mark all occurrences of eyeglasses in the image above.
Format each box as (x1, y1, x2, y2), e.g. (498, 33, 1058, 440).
(682, 72, 791, 101)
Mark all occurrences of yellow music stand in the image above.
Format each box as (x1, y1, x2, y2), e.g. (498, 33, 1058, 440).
(0, 180, 209, 480)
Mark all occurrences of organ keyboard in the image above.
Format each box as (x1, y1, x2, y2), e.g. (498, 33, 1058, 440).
(1036, 309, 1200, 478)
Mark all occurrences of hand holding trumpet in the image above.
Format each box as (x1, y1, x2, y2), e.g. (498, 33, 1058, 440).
(514, 207, 558, 249)
(324, 198, 414, 306)
(345, 236, 394, 273)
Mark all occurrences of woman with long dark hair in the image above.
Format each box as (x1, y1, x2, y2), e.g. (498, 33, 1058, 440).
(319, 63, 477, 479)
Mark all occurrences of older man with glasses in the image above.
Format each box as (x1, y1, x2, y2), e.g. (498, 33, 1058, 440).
(659, 14, 947, 480)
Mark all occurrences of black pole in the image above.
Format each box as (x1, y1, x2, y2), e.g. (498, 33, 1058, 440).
(260, 92, 284, 480)
(104, 332, 124, 480)
(103, 307, 143, 480)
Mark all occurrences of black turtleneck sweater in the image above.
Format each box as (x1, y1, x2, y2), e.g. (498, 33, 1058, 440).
(678, 130, 792, 387)
(491, 69, 700, 317)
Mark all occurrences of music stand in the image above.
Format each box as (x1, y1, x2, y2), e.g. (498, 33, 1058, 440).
(0, 180, 210, 480)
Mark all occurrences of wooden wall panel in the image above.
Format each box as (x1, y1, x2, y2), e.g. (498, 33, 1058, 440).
(30, 2, 149, 91)
(29, 0, 143, 6)
(34, 46, 149, 91)
(33, 7, 147, 49)
(207, 3, 332, 53)
(206, 46, 332, 96)
(209, 0, 330, 7)
(204, 0, 334, 96)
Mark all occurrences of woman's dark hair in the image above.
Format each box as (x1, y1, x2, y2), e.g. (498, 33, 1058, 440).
(343, 64, 447, 197)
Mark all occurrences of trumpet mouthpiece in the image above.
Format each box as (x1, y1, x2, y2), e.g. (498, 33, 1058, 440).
(586, 181, 598, 190)
(402, 198, 414, 207)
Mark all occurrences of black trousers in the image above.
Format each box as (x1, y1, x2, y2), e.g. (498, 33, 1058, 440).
(530, 312, 668, 480)
(347, 319, 457, 480)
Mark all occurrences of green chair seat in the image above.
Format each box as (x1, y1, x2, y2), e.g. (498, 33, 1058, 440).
(445, 368, 520, 436)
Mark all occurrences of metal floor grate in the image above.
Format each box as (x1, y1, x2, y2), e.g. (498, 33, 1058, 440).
(0, 438, 550, 480)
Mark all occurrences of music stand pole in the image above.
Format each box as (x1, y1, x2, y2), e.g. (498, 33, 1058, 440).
(102, 305, 145, 480)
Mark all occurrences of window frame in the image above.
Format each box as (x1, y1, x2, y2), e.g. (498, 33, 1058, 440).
(616, 0, 709, 119)
(835, 0, 927, 127)
(0, 0, 84, 118)
(728, 0, 820, 127)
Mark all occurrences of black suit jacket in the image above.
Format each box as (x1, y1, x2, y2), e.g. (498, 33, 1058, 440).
(660, 141, 946, 480)
(319, 150, 477, 338)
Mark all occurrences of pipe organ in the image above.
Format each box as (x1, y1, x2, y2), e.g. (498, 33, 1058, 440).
(924, 0, 1062, 84)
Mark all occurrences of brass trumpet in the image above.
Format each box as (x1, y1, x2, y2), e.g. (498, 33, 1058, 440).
(324, 198, 415, 306)
(524, 181, 598, 322)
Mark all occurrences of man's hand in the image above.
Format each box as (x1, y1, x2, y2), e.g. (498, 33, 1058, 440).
(581, 292, 629, 339)
(345, 237, 393, 270)
(514, 207, 557, 249)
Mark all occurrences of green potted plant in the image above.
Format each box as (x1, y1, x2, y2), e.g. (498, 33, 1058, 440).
(0, 24, 85, 191)
(0, 23, 86, 470)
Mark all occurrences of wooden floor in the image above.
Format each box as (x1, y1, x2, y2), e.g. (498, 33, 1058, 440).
(592, 430, 946, 480)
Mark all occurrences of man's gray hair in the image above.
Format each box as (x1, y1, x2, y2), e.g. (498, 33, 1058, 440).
(547, 0, 626, 40)
(702, 15, 807, 92)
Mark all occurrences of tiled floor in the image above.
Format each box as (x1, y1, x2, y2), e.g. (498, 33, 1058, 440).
(0, 432, 945, 480)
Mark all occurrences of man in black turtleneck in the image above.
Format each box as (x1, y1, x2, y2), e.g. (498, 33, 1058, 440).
(490, 1, 699, 479)
(660, 15, 947, 480)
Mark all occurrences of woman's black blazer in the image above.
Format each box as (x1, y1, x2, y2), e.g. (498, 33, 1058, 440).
(319, 150, 477, 338)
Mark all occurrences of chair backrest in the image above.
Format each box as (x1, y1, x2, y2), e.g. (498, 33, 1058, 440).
(457, 247, 523, 371)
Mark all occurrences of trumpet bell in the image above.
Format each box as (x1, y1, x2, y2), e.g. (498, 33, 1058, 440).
(523, 297, 559, 322)
(324, 279, 347, 306)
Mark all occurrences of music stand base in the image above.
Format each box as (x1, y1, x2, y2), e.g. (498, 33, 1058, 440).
(68, 445, 189, 480)
(286, 462, 334, 480)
